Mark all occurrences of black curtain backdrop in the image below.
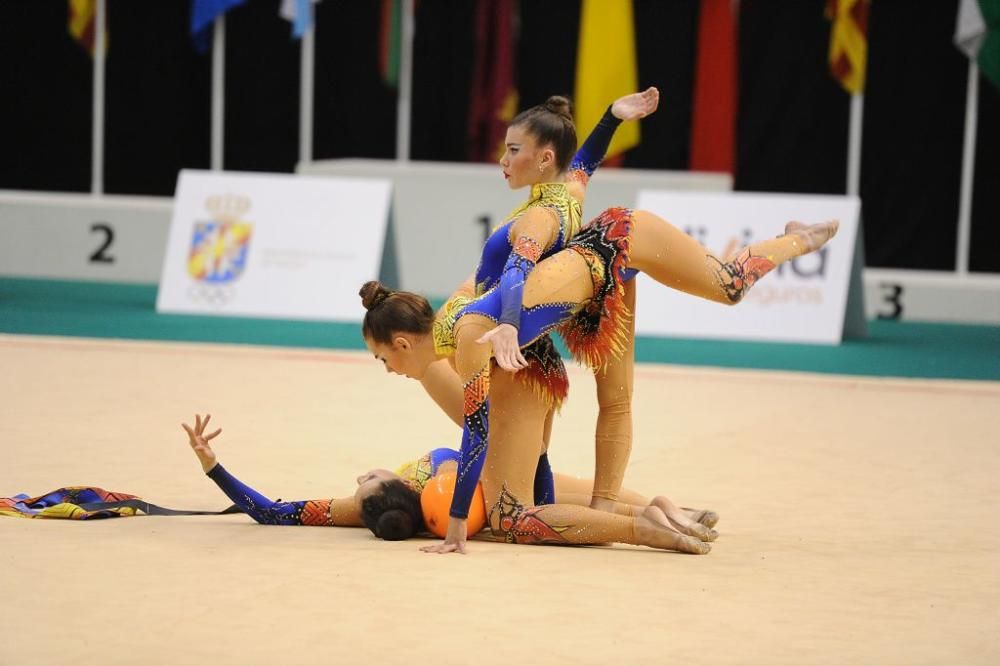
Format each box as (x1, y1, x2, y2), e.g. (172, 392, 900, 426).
(969, 73, 1000, 274)
(410, 0, 476, 162)
(225, 0, 299, 174)
(0, 0, 996, 271)
(860, 0, 969, 270)
(516, 0, 579, 130)
(104, 0, 211, 195)
(314, 0, 396, 162)
(736, 0, 851, 195)
(0, 1, 92, 192)
(631, 0, 698, 169)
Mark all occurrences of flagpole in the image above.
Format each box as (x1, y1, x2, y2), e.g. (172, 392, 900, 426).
(211, 16, 226, 171)
(91, 0, 106, 195)
(847, 93, 864, 197)
(956, 61, 979, 276)
(395, 0, 414, 162)
(299, 3, 315, 165)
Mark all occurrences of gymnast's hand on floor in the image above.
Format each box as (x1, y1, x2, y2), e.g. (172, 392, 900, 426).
(611, 86, 659, 121)
(420, 516, 468, 555)
(182, 413, 223, 474)
(477, 323, 528, 372)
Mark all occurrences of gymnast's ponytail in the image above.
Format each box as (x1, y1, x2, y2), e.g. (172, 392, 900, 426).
(360, 479, 425, 541)
(511, 94, 577, 172)
(359, 280, 434, 344)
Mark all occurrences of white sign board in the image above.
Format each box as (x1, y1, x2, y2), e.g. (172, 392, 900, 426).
(157, 170, 391, 321)
(634, 190, 861, 345)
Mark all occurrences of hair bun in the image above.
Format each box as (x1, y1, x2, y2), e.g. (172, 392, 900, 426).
(543, 95, 573, 122)
(359, 280, 392, 310)
(377, 509, 415, 541)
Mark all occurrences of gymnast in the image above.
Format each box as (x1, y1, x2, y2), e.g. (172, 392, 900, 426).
(360, 210, 838, 553)
(417, 89, 658, 512)
(180, 413, 717, 546)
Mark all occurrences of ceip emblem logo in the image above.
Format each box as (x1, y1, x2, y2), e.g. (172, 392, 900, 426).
(188, 194, 253, 284)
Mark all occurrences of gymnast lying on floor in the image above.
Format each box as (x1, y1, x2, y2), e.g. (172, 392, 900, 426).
(182, 413, 719, 546)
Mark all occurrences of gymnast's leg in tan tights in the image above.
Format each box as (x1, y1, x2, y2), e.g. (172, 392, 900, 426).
(517, 211, 836, 535)
(552, 474, 717, 541)
(461, 328, 707, 553)
(590, 279, 636, 510)
(627, 211, 838, 304)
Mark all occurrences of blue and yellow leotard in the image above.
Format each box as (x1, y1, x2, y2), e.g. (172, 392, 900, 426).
(443, 106, 626, 412)
(394, 447, 460, 492)
(474, 106, 624, 329)
(442, 108, 628, 520)
(395, 446, 554, 506)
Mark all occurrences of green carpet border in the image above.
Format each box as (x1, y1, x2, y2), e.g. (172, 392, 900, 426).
(2, 277, 997, 381)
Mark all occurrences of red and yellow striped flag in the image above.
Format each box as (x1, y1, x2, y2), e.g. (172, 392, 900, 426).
(68, 0, 106, 57)
(826, 0, 870, 94)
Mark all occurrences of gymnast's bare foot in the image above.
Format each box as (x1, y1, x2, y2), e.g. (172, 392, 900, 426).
(784, 220, 839, 252)
(637, 506, 711, 554)
(651, 496, 718, 542)
(682, 507, 720, 529)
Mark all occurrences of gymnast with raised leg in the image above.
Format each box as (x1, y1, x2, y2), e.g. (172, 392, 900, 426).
(416, 89, 661, 515)
(180, 413, 716, 544)
(416, 88, 658, 488)
(359, 210, 838, 553)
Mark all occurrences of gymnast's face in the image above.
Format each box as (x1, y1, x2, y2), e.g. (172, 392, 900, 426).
(500, 125, 555, 189)
(354, 468, 399, 505)
(365, 335, 428, 380)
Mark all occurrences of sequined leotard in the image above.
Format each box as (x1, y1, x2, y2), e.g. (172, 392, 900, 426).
(437, 108, 629, 520)
(445, 106, 626, 411)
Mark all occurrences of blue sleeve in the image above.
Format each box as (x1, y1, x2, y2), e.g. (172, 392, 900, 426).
(498, 236, 543, 329)
(570, 105, 623, 178)
(449, 378, 491, 519)
(429, 447, 461, 472)
(206, 464, 316, 526)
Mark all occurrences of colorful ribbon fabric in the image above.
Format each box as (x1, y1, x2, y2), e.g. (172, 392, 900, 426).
(1, 486, 239, 520)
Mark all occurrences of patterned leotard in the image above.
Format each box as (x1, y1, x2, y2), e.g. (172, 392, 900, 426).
(442, 107, 626, 411)
(442, 108, 631, 520)
(395, 447, 461, 493)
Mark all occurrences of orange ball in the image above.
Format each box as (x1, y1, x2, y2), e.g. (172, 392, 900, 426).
(420, 471, 487, 538)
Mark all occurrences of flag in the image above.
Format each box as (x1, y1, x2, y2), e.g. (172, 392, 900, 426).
(379, 0, 402, 88)
(467, 0, 518, 162)
(956, 0, 1000, 89)
(280, 0, 315, 40)
(68, 0, 106, 57)
(190, 0, 246, 54)
(826, 0, 870, 94)
(689, 0, 738, 173)
(574, 0, 639, 160)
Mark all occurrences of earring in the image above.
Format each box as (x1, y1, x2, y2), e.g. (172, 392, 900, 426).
(538, 164, 544, 172)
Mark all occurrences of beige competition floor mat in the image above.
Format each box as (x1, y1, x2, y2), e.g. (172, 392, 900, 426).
(1, 334, 998, 665)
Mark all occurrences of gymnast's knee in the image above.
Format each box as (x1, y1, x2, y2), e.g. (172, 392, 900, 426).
(596, 383, 633, 411)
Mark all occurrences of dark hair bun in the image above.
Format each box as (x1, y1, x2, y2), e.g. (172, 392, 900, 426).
(543, 95, 573, 122)
(376, 509, 416, 541)
(359, 280, 392, 310)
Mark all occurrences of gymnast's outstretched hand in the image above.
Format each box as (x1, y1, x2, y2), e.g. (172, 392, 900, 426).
(182, 413, 223, 473)
(420, 516, 468, 555)
(611, 86, 660, 121)
(477, 323, 528, 372)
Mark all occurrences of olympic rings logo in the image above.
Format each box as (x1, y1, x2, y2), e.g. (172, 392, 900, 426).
(186, 285, 236, 307)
